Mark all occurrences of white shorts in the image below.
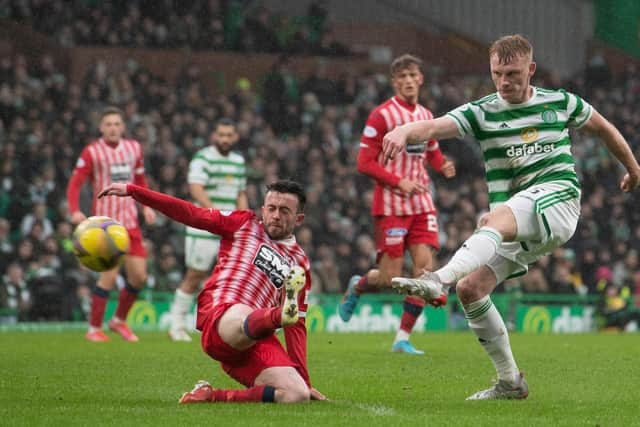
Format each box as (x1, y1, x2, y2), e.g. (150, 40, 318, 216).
(488, 182, 581, 284)
(185, 235, 220, 272)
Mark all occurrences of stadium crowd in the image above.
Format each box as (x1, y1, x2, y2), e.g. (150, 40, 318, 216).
(5, 0, 350, 56)
(1, 4, 639, 324)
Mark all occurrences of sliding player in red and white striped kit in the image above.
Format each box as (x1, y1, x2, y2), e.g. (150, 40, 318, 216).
(98, 179, 326, 403)
(339, 54, 456, 354)
(66, 107, 156, 343)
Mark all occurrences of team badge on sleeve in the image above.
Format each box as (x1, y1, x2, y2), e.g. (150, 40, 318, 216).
(363, 126, 377, 138)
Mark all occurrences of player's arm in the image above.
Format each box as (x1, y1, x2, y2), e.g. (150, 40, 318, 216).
(383, 116, 460, 164)
(98, 183, 246, 236)
(235, 190, 249, 210)
(66, 149, 93, 224)
(581, 110, 640, 192)
(132, 146, 156, 224)
(189, 183, 214, 208)
(357, 112, 402, 187)
(187, 153, 214, 208)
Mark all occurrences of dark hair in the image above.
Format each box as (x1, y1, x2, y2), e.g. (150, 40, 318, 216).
(390, 54, 423, 77)
(489, 34, 533, 64)
(266, 180, 306, 212)
(215, 117, 236, 130)
(100, 106, 125, 121)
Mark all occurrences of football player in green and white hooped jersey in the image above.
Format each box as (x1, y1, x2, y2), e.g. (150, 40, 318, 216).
(384, 34, 640, 400)
(169, 118, 248, 342)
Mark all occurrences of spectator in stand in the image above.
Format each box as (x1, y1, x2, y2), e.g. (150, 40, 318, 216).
(0, 263, 32, 323)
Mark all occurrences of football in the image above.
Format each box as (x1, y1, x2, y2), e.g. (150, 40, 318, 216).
(72, 216, 130, 272)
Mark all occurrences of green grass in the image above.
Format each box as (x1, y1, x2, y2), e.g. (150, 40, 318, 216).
(1, 331, 639, 426)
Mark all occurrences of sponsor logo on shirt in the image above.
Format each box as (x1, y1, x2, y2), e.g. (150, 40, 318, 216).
(405, 143, 426, 155)
(110, 163, 132, 182)
(506, 143, 554, 158)
(386, 228, 408, 237)
(253, 244, 290, 289)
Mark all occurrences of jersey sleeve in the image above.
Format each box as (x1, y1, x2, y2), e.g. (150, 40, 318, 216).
(356, 110, 402, 187)
(126, 184, 249, 237)
(188, 151, 209, 185)
(446, 103, 475, 138)
(426, 140, 444, 172)
(132, 143, 148, 188)
(565, 91, 594, 129)
(66, 147, 93, 213)
(283, 268, 311, 386)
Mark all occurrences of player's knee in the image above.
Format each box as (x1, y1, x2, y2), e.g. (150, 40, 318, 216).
(456, 277, 479, 304)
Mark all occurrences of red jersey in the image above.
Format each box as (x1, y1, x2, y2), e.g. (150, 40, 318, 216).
(67, 138, 148, 229)
(357, 96, 445, 216)
(125, 184, 311, 380)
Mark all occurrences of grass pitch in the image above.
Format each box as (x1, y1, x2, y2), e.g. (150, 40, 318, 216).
(1, 331, 639, 426)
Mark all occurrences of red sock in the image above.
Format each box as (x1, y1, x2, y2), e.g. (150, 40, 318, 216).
(114, 284, 140, 321)
(212, 385, 275, 403)
(243, 307, 282, 339)
(355, 275, 378, 294)
(90, 287, 109, 328)
(400, 295, 425, 333)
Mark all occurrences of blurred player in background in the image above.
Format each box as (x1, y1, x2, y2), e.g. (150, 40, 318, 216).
(385, 34, 640, 399)
(66, 106, 156, 342)
(338, 54, 456, 354)
(99, 179, 326, 403)
(168, 118, 248, 342)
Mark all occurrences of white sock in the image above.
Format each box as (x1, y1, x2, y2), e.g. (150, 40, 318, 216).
(464, 295, 518, 384)
(88, 326, 101, 333)
(170, 289, 195, 330)
(436, 227, 502, 284)
(394, 329, 410, 343)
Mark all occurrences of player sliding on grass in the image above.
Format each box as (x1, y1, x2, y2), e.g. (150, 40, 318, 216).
(383, 34, 640, 400)
(99, 179, 326, 403)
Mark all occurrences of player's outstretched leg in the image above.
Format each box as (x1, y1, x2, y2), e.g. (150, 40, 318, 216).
(179, 380, 277, 404)
(466, 372, 529, 400)
(391, 296, 426, 355)
(109, 283, 140, 342)
(338, 275, 361, 322)
(282, 266, 306, 325)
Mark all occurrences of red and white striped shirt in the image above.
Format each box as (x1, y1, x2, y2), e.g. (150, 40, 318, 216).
(125, 184, 311, 384)
(357, 96, 444, 216)
(67, 138, 147, 229)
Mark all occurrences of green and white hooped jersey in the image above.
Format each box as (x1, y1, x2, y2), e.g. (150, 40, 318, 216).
(186, 145, 246, 239)
(447, 87, 593, 209)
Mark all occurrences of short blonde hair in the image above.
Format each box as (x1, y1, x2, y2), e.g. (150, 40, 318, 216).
(489, 34, 533, 64)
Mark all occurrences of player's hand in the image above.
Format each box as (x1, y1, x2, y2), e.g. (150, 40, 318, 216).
(382, 125, 409, 164)
(98, 183, 130, 198)
(620, 170, 640, 192)
(70, 211, 87, 225)
(397, 178, 427, 195)
(142, 206, 156, 225)
(441, 156, 456, 178)
(310, 387, 327, 401)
